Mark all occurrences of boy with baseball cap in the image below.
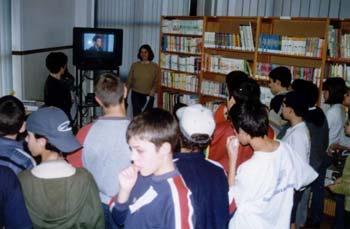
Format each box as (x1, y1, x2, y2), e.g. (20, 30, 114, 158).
(175, 104, 229, 228)
(18, 107, 104, 228)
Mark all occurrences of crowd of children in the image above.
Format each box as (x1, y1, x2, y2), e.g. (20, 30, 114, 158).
(1, 51, 350, 229)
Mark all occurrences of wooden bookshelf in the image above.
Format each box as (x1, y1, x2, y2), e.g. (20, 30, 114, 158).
(158, 16, 203, 109)
(158, 16, 350, 111)
(326, 19, 350, 83)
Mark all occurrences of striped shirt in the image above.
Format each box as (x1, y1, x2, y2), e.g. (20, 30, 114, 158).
(110, 169, 194, 229)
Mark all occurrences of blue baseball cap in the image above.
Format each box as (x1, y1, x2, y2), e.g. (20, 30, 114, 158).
(26, 107, 81, 153)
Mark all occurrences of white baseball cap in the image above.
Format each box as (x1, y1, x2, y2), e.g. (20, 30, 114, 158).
(176, 104, 215, 143)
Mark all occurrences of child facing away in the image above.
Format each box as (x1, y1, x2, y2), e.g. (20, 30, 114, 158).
(226, 102, 318, 229)
(67, 73, 131, 229)
(0, 95, 36, 174)
(175, 104, 229, 229)
(18, 107, 105, 228)
(109, 108, 194, 229)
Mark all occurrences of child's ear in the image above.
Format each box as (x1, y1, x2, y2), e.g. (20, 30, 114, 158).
(19, 122, 26, 133)
(159, 142, 172, 155)
(95, 96, 103, 107)
(38, 137, 47, 147)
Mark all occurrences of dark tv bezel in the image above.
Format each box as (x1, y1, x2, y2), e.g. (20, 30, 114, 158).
(73, 27, 123, 70)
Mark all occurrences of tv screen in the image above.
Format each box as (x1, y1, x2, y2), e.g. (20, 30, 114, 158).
(73, 27, 123, 70)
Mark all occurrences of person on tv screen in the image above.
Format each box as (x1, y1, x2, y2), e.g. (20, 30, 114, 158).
(89, 35, 103, 52)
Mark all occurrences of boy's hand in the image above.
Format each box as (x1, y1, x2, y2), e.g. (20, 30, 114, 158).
(119, 165, 138, 192)
(226, 136, 239, 162)
(117, 165, 139, 204)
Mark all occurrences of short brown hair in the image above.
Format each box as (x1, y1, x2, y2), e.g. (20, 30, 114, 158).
(126, 108, 179, 152)
(95, 73, 124, 107)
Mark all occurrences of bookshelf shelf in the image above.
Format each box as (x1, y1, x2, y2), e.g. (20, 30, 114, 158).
(161, 86, 198, 95)
(161, 68, 199, 75)
(200, 94, 226, 103)
(258, 52, 323, 61)
(162, 33, 202, 37)
(161, 50, 201, 56)
(327, 57, 350, 64)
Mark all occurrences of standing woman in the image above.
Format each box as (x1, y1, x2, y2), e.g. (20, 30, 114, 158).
(127, 44, 160, 117)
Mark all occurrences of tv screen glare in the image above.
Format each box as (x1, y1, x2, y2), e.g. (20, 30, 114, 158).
(73, 27, 123, 70)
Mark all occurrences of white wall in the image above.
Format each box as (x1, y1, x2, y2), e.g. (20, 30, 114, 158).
(12, 0, 94, 100)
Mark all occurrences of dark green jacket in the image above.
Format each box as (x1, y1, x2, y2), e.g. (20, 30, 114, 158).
(19, 165, 104, 228)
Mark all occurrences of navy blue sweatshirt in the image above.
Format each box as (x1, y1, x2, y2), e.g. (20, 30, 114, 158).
(0, 166, 32, 228)
(174, 152, 229, 229)
(111, 169, 194, 229)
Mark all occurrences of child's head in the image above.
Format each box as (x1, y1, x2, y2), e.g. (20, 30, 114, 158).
(229, 102, 268, 145)
(126, 108, 179, 176)
(281, 91, 308, 121)
(268, 66, 291, 95)
(176, 104, 216, 152)
(343, 87, 350, 108)
(0, 96, 25, 137)
(322, 77, 346, 105)
(95, 73, 126, 108)
(46, 52, 67, 74)
(292, 79, 319, 107)
(25, 107, 81, 157)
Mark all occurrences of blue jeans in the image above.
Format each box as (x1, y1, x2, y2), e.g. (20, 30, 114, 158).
(102, 203, 120, 229)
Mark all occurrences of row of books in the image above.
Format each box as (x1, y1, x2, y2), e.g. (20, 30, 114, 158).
(200, 80, 227, 98)
(328, 25, 350, 58)
(255, 63, 322, 86)
(326, 64, 350, 83)
(204, 25, 255, 51)
(258, 34, 324, 57)
(161, 70, 198, 93)
(205, 101, 223, 113)
(204, 54, 250, 74)
(162, 19, 203, 35)
(160, 53, 201, 73)
(162, 92, 199, 113)
(161, 35, 202, 54)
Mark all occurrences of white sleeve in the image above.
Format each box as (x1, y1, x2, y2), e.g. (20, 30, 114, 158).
(288, 132, 309, 163)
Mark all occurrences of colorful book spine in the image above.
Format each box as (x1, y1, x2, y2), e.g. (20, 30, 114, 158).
(204, 54, 250, 74)
(255, 63, 322, 86)
(201, 80, 227, 98)
(162, 92, 199, 113)
(162, 35, 202, 54)
(326, 63, 350, 84)
(161, 70, 198, 93)
(162, 19, 203, 35)
(160, 53, 201, 73)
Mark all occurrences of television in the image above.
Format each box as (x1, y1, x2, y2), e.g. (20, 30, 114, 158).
(73, 27, 123, 70)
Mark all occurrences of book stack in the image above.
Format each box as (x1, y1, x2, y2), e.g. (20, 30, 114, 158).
(160, 53, 201, 73)
(162, 35, 202, 54)
(328, 25, 339, 58)
(162, 92, 199, 113)
(258, 34, 324, 57)
(204, 54, 250, 74)
(162, 19, 203, 35)
(201, 80, 227, 98)
(340, 34, 350, 58)
(326, 64, 350, 84)
(204, 24, 254, 51)
(161, 70, 198, 92)
(255, 63, 322, 86)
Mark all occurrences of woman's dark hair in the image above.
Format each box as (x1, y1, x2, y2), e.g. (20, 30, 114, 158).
(292, 79, 325, 127)
(323, 77, 346, 105)
(225, 71, 249, 99)
(137, 44, 154, 61)
(231, 78, 261, 104)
